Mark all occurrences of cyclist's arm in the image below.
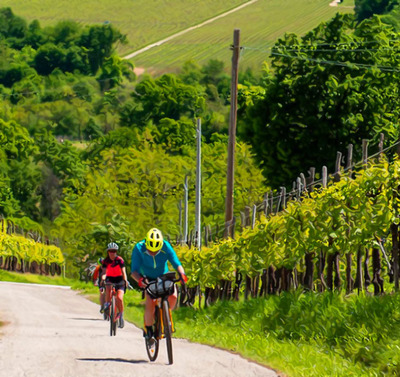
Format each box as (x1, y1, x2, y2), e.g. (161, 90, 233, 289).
(177, 265, 185, 276)
(100, 265, 106, 281)
(164, 240, 182, 270)
(164, 241, 187, 282)
(130, 244, 144, 282)
(130, 270, 142, 283)
(121, 266, 129, 286)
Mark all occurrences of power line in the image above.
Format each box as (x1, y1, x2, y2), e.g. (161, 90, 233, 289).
(242, 38, 400, 53)
(269, 51, 400, 73)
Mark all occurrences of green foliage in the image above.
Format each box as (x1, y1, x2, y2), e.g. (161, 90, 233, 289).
(53, 140, 266, 275)
(0, 119, 41, 217)
(177, 158, 399, 290)
(0, 219, 64, 265)
(77, 23, 127, 74)
(120, 74, 206, 127)
(0, 8, 27, 40)
(238, 13, 400, 187)
(34, 129, 86, 187)
(355, 0, 398, 22)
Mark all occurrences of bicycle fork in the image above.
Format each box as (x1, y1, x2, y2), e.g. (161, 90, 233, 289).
(158, 302, 175, 336)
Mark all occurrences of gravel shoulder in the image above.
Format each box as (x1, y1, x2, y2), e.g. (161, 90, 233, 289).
(0, 281, 279, 377)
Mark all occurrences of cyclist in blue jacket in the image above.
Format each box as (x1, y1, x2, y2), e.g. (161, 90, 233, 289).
(130, 228, 187, 340)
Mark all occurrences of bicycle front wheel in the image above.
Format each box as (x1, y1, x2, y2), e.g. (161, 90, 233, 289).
(162, 300, 173, 365)
(145, 307, 160, 362)
(110, 296, 117, 336)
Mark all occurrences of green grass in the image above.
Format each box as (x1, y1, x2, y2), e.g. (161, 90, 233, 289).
(130, 0, 355, 74)
(1, 0, 247, 55)
(2, 270, 397, 376)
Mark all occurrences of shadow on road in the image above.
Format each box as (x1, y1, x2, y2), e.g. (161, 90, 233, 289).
(77, 357, 147, 364)
(69, 317, 105, 321)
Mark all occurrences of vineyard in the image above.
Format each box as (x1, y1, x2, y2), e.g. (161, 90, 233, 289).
(176, 151, 400, 305)
(0, 219, 64, 276)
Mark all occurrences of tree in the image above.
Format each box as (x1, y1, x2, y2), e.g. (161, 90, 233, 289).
(54, 140, 267, 272)
(120, 74, 205, 127)
(0, 119, 41, 218)
(0, 8, 27, 41)
(77, 24, 127, 75)
(238, 14, 400, 188)
(355, 0, 398, 22)
(97, 55, 135, 91)
(33, 43, 66, 75)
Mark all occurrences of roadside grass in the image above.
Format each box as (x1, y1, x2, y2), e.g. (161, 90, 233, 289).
(173, 291, 400, 377)
(2, 270, 398, 376)
(130, 0, 355, 75)
(0, 0, 247, 56)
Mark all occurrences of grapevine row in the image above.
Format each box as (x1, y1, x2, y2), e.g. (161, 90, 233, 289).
(0, 219, 64, 275)
(176, 157, 400, 303)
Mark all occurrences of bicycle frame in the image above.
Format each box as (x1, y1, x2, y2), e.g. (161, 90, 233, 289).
(154, 295, 175, 338)
(144, 273, 180, 365)
(105, 282, 119, 336)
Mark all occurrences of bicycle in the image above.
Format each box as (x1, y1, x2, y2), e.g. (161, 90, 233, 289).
(104, 282, 122, 336)
(143, 272, 182, 365)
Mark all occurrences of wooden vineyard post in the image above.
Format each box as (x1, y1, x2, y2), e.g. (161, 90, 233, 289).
(346, 144, 354, 293)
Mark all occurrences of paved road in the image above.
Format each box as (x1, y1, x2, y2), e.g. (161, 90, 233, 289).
(0, 282, 278, 377)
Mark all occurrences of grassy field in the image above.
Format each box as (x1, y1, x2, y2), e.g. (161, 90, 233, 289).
(3, 0, 354, 75)
(1, 0, 247, 55)
(131, 0, 355, 75)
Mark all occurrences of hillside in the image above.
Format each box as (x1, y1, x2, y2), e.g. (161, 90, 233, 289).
(0, 0, 249, 56)
(0, 0, 354, 74)
(130, 0, 355, 74)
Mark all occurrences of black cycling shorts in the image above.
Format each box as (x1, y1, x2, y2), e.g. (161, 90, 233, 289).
(105, 277, 126, 293)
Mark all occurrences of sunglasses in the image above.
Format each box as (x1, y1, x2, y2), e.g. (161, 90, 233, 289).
(108, 250, 117, 253)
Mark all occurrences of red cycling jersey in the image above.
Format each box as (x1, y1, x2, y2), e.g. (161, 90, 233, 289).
(102, 256, 125, 278)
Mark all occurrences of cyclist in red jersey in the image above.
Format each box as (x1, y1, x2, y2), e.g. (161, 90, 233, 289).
(101, 242, 129, 328)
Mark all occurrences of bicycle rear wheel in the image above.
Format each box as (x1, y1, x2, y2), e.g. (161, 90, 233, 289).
(145, 307, 160, 362)
(162, 300, 173, 365)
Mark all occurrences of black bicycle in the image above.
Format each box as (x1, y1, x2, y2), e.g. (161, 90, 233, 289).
(144, 272, 182, 365)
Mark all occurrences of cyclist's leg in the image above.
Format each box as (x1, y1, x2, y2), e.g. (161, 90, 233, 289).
(105, 284, 112, 305)
(167, 286, 178, 310)
(100, 287, 105, 307)
(116, 289, 124, 313)
(144, 292, 157, 327)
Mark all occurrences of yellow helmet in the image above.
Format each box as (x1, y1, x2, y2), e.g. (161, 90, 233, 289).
(145, 228, 164, 252)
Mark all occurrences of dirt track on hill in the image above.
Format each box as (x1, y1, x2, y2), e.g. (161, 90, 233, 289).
(124, 0, 259, 60)
(0, 282, 279, 377)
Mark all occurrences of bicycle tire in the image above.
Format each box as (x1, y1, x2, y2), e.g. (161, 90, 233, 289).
(162, 300, 173, 365)
(145, 306, 160, 362)
(112, 296, 117, 336)
(109, 296, 117, 336)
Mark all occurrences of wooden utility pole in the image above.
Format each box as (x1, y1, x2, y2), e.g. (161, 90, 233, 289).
(194, 118, 202, 249)
(183, 175, 189, 244)
(224, 29, 240, 238)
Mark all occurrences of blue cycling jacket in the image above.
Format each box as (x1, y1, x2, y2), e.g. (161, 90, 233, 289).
(130, 239, 181, 280)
